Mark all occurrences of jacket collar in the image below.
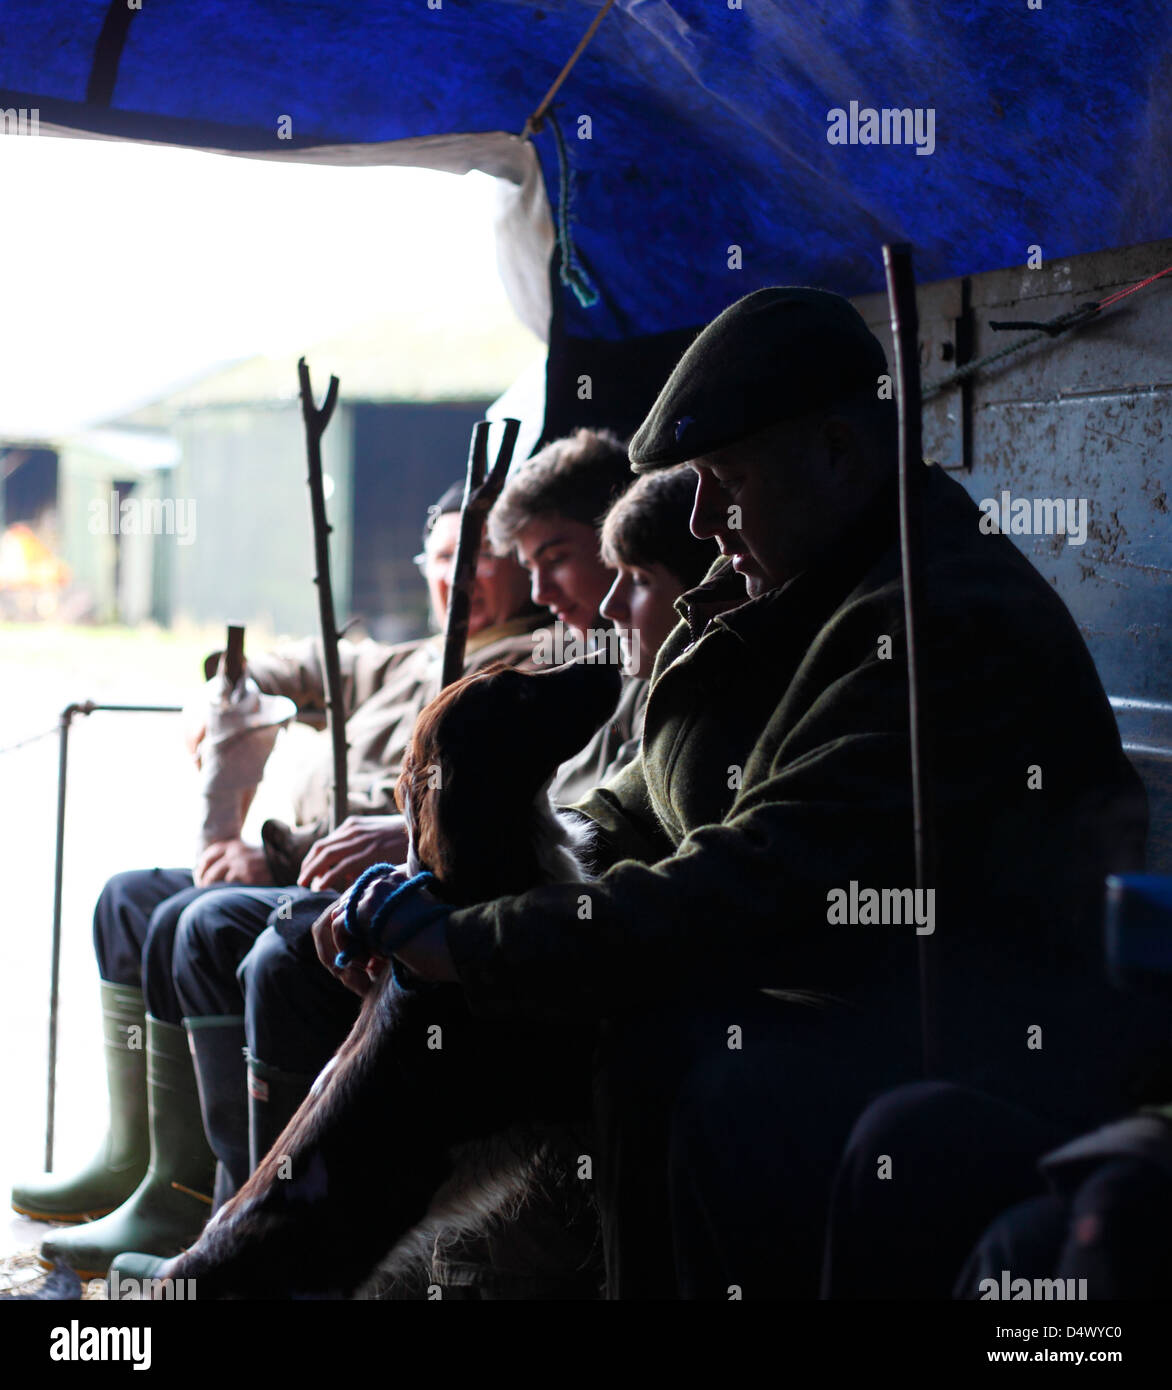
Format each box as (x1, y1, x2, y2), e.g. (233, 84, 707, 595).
(675, 474, 901, 647)
(425, 611, 546, 656)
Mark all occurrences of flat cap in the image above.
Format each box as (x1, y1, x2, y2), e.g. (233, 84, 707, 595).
(629, 287, 888, 470)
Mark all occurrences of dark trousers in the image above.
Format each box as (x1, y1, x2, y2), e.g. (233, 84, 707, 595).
(94, 868, 308, 1026)
(180, 985, 928, 1299)
(595, 991, 922, 1298)
(958, 1157, 1172, 1299)
(821, 1082, 1073, 1298)
(172, 891, 359, 1075)
(94, 867, 214, 1021)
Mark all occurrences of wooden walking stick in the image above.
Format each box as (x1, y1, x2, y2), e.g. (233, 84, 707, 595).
(440, 418, 522, 690)
(297, 357, 348, 832)
(883, 243, 941, 1079)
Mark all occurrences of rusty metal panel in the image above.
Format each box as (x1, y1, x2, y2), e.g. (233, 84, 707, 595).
(854, 238, 1172, 702)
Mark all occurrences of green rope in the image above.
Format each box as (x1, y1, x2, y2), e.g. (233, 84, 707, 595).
(546, 108, 599, 310)
(921, 303, 1099, 401)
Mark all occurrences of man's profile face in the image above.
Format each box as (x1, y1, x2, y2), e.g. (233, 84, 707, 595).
(422, 512, 531, 635)
(512, 516, 615, 639)
(687, 414, 867, 598)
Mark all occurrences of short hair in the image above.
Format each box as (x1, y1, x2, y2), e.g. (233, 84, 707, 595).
(488, 429, 633, 553)
(600, 466, 715, 589)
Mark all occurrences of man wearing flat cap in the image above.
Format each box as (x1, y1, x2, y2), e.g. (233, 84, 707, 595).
(176, 288, 1158, 1300)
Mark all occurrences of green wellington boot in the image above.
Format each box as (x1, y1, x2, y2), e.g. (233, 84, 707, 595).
(41, 1016, 216, 1279)
(12, 982, 149, 1223)
(185, 1015, 249, 1211)
(106, 1251, 171, 1300)
(247, 1053, 315, 1173)
(105, 1056, 318, 1294)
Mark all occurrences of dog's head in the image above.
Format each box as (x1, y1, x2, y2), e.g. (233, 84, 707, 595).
(395, 658, 622, 903)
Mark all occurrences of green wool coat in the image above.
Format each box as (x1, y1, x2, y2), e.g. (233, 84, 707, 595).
(445, 466, 1150, 1109)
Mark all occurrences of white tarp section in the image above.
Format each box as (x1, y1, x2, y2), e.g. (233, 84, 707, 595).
(38, 123, 555, 345)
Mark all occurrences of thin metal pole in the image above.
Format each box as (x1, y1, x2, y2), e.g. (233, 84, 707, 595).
(45, 708, 71, 1171)
(43, 700, 183, 1170)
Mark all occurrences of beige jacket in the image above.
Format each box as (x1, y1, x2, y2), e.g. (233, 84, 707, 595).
(247, 616, 547, 828)
(549, 675, 649, 808)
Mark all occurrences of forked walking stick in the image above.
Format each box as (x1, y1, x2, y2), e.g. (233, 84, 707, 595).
(440, 418, 522, 689)
(297, 357, 348, 832)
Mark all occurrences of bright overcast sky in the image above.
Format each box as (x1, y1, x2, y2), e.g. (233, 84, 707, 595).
(0, 135, 518, 439)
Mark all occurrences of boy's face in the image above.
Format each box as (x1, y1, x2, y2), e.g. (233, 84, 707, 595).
(600, 560, 685, 678)
(512, 516, 615, 639)
(422, 512, 532, 635)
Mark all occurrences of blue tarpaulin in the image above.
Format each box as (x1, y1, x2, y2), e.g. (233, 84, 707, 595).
(2, 0, 1169, 345)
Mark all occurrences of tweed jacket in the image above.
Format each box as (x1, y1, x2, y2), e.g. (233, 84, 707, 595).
(444, 467, 1153, 1113)
(248, 615, 547, 828)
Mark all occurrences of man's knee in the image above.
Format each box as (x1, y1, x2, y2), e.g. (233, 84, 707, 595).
(841, 1080, 1066, 1185)
(96, 868, 156, 916)
(174, 891, 244, 981)
(173, 888, 285, 1020)
(94, 867, 193, 983)
(240, 892, 336, 1007)
(241, 926, 359, 1075)
(956, 1194, 1067, 1298)
(839, 1080, 962, 1171)
(238, 927, 300, 1013)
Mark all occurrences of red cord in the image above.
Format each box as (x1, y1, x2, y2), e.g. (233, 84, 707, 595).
(1096, 263, 1172, 310)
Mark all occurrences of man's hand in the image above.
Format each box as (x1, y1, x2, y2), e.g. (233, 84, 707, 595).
(298, 815, 410, 892)
(311, 891, 386, 996)
(312, 871, 458, 989)
(194, 838, 273, 887)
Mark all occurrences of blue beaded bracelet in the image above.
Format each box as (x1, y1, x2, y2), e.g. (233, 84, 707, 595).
(369, 871, 450, 956)
(335, 863, 399, 967)
(335, 868, 447, 967)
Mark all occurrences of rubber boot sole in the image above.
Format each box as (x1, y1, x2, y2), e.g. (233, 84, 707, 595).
(11, 1201, 118, 1224)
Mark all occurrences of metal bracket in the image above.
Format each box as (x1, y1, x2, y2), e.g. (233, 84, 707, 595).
(922, 277, 974, 471)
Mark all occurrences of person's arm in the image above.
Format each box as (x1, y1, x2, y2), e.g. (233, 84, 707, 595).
(245, 638, 417, 721)
(443, 659, 921, 1023)
(549, 676, 649, 814)
(297, 814, 410, 891)
(441, 582, 1065, 1024)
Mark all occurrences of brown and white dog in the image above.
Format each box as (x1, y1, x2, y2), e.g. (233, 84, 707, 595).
(158, 657, 621, 1298)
